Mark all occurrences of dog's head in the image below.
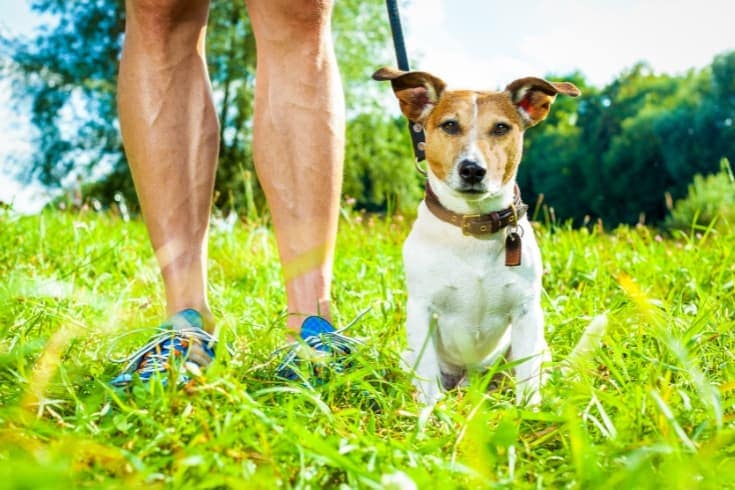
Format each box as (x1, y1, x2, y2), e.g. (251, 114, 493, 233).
(373, 67, 580, 198)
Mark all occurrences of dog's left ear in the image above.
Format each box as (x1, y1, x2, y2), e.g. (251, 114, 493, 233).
(372, 67, 446, 123)
(506, 77, 580, 128)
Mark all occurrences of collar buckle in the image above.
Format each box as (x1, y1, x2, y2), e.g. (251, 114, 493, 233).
(461, 214, 481, 235)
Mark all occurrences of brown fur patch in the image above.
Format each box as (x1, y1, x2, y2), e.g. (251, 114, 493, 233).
(372, 68, 446, 123)
(507, 77, 581, 127)
(424, 91, 525, 186)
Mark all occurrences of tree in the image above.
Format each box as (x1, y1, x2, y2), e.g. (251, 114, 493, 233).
(517, 71, 592, 222)
(343, 113, 418, 213)
(519, 54, 735, 227)
(1, 0, 126, 188)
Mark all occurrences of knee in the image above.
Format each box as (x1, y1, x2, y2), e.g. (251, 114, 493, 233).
(279, 0, 333, 29)
(250, 0, 334, 45)
(125, 0, 209, 42)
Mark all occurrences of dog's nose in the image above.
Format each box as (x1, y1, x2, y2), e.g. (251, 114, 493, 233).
(458, 160, 486, 184)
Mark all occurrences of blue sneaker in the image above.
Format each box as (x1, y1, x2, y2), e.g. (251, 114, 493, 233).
(110, 309, 219, 387)
(274, 315, 364, 382)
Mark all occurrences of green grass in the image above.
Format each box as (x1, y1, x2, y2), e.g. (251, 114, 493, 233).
(1, 206, 734, 489)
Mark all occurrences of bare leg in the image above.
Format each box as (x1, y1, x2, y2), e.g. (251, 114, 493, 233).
(246, 0, 345, 332)
(118, 0, 218, 328)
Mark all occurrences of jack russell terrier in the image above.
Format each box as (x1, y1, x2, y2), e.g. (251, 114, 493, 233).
(373, 67, 580, 405)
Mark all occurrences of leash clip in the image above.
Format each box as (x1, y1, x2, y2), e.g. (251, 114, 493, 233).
(506, 203, 524, 238)
(509, 202, 518, 226)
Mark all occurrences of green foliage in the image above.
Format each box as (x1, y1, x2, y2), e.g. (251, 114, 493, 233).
(2, 208, 735, 487)
(664, 158, 735, 231)
(205, 2, 256, 211)
(343, 114, 421, 212)
(520, 52, 735, 226)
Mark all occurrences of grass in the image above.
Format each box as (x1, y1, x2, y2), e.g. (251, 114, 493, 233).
(1, 204, 734, 489)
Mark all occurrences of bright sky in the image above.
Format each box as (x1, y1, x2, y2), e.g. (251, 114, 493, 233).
(1, 0, 734, 212)
(404, 0, 735, 90)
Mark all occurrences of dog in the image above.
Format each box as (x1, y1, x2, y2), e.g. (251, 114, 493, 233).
(373, 67, 580, 405)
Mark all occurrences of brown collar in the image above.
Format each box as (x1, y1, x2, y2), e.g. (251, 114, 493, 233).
(423, 182, 528, 236)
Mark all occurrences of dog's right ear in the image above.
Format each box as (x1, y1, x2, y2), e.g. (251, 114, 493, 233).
(372, 67, 446, 123)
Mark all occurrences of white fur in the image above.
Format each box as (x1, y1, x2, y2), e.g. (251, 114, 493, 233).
(403, 168, 549, 406)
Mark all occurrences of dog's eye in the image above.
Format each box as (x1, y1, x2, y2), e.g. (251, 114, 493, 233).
(493, 123, 510, 136)
(440, 120, 460, 135)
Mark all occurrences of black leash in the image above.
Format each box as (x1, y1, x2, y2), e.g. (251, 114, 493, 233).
(385, 0, 427, 165)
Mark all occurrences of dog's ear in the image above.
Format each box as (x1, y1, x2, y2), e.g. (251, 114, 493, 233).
(506, 77, 580, 128)
(372, 67, 446, 123)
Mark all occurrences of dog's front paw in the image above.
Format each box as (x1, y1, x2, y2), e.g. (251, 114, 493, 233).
(515, 381, 543, 407)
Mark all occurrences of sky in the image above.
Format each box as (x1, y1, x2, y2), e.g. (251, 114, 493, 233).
(1, 0, 734, 212)
(403, 0, 735, 89)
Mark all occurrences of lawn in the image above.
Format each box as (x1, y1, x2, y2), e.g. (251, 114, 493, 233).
(1, 205, 734, 489)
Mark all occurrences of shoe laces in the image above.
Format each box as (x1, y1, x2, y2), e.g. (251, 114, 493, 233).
(121, 327, 217, 375)
(272, 308, 369, 377)
(108, 313, 219, 377)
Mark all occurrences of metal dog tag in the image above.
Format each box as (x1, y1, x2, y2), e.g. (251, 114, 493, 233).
(505, 232, 522, 266)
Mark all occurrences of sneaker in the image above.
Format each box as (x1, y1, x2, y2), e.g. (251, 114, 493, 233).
(110, 308, 219, 387)
(274, 315, 364, 382)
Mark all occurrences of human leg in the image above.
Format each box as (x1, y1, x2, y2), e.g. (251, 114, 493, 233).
(118, 0, 218, 327)
(245, 0, 345, 333)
